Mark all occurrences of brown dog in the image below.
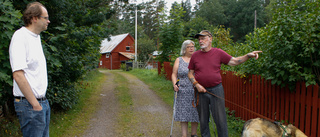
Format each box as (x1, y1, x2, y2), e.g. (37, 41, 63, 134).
(241, 118, 308, 137)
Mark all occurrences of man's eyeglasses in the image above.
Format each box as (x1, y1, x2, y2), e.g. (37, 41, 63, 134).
(39, 16, 49, 20)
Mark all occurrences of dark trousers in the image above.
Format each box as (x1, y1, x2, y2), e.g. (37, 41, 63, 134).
(197, 83, 228, 137)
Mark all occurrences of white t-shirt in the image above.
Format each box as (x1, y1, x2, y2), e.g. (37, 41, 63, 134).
(9, 27, 48, 98)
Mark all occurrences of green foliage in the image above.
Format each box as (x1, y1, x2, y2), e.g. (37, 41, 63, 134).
(226, 0, 267, 42)
(0, 0, 22, 109)
(120, 63, 127, 71)
(43, 0, 113, 110)
(265, 0, 278, 23)
(137, 34, 156, 62)
(183, 17, 215, 38)
(44, 23, 110, 110)
(181, 0, 193, 22)
(226, 108, 245, 136)
(120, 63, 132, 71)
(212, 26, 234, 50)
(196, 0, 226, 27)
(158, 4, 185, 62)
(227, 0, 320, 90)
(195, 0, 269, 42)
(259, 0, 319, 89)
(139, 0, 166, 41)
(0, 117, 21, 136)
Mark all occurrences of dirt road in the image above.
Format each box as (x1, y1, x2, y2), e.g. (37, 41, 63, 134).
(82, 70, 182, 137)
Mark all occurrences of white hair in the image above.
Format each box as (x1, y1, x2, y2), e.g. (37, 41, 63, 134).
(180, 40, 195, 56)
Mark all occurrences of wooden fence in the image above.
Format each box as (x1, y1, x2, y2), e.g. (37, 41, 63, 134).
(158, 62, 173, 80)
(222, 71, 319, 137)
(158, 62, 319, 137)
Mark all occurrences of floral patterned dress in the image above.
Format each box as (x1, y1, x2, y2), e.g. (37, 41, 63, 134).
(174, 57, 199, 122)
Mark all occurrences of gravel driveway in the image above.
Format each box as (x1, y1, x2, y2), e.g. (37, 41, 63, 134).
(82, 70, 182, 137)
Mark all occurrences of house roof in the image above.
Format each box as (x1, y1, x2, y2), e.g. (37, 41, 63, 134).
(119, 52, 135, 59)
(100, 33, 131, 54)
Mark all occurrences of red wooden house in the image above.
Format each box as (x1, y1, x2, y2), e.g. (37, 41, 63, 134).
(99, 33, 135, 69)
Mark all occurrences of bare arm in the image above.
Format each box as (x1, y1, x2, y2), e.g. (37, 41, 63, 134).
(228, 51, 262, 66)
(13, 70, 42, 111)
(188, 69, 207, 93)
(171, 58, 179, 92)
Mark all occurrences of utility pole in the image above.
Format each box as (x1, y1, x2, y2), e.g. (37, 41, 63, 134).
(135, 2, 138, 63)
(254, 10, 257, 29)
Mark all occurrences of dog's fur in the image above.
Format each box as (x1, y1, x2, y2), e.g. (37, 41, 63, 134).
(241, 118, 308, 137)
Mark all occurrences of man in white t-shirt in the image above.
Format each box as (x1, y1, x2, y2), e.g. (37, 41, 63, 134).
(9, 2, 51, 137)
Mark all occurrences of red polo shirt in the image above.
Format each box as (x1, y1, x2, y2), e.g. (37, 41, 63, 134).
(188, 48, 232, 88)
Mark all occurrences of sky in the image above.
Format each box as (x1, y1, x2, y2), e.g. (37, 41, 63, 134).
(130, 0, 196, 11)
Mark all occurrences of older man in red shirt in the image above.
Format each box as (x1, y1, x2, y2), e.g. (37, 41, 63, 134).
(188, 30, 262, 137)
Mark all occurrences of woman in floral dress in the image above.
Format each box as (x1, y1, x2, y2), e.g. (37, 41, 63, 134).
(172, 40, 199, 137)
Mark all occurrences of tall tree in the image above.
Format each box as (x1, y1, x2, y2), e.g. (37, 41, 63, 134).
(226, 0, 267, 42)
(141, 0, 165, 41)
(183, 17, 214, 38)
(195, 0, 226, 26)
(158, 4, 185, 62)
(181, 0, 193, 22)
(137, 33, 157, 63)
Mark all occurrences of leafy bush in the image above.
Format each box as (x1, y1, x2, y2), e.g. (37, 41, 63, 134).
(39, 0, 113, 110)
(218, 0, 320, 91)
(44, 23, 109, 110)
(0, 0, 22, 115)
(226, 108, 245, 136)
(244, 0, 320, 90)
(120, 63, 126, 71)
(127, 66, 132, 71)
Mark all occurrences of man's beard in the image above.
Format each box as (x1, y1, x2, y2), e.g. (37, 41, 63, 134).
(200, 44, 208, 49)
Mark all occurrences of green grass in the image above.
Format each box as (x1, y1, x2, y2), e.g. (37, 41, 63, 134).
(0, 117, 21, 136)
(111, 71, 139, 136)
(128, 68, 244, 137)
(128, 69, 174, 106)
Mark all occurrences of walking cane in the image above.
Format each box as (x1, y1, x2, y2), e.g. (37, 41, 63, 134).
(170, 80, 179, 137)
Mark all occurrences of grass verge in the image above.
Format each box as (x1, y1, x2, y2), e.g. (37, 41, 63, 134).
(128, 68, 244, 137)
(128, 69, 174, 106)
(0, 117, 21, 136)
